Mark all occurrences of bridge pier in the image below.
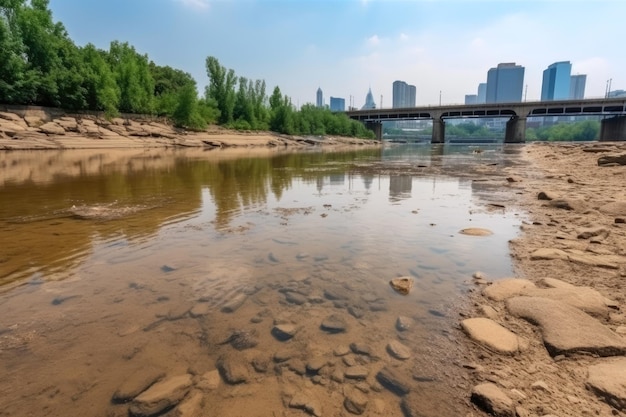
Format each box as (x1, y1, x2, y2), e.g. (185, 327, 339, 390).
(365, 121, 382, 141)
(600, 116, 626, 141)
(431, 118, 445, 144)
(504, 116, 526, 143)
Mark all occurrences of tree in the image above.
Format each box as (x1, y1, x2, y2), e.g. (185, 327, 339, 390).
(108, 41, 154, 114)
(205, 56, 236, 125)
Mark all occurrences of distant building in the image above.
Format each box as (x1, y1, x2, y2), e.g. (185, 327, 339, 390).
(569, 74, 586, 99)
(316, 87, 323, 108)
(465, 95, 478, 105)
(477, 83, 487, 104)
(541, 61, 572, 101)
(329, 97, 345, 112)
(608, 89, 626, 98)
(392, 80, 416, 108)
(486, 63, 525, 103)
(362, 88, 376, 110)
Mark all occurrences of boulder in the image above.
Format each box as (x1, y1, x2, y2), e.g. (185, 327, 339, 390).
(577, 226, 610, 240)
(598, 154, 626, 166)
(522, 286, 611, 319)
(461, 318, 524, 355)
(506, 297, 626, 357)
(112, 369, 165, 403)
(39, 122, 66, 135)
(471, 383, 514, 417)
(129, 374, 192, 417)
(586, 358, 626, 410)
(482, 278, 536, 301)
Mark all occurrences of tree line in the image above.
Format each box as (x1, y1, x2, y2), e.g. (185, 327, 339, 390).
(0, 0, 374, 138)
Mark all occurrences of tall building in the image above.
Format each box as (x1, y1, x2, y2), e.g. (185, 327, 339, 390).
(392, 80, 416, 108)
(362, 88, 376, 110)
(477, 83, 487, 104)
(569, 74, 586, 99)
(316, 87, 323, 108)
(541, 61, 572, 101)
(465, 95, 478, 105)
(486, 63, 525, 103)
(329, 97, 345, 112)
(608, 90, 626, 98)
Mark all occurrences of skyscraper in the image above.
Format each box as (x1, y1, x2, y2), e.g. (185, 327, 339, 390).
(569, 74, 587, 99)
(362, 88, 376, 110)
(477, 83, 487, 104)
(465, 95, 478, 105)
(316, 87, 323, 108)
(541, 61, 572, 101)
(329, 97, 345, 112)
(486, 63, 525, 103)
(392, 80, 416, 108)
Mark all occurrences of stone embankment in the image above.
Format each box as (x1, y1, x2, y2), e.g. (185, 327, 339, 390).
(0, 108, 377, 150)
(460, 142, 626, 417)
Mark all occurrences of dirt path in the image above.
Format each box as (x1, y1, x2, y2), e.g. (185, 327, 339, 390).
(461, 142, 626, 417)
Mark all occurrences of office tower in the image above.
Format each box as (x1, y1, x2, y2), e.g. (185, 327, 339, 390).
(541, 61, 572, 101)
(477, 83, 487, 104)
(486, 63, 525, 103)
(329, 97, 345, 112)
(392, 81, 417, 108)
(316, 87, 323, 108)
(569, 74, 586, 99)
(465, 95, 478, 105)
(362, 88, 376, 110)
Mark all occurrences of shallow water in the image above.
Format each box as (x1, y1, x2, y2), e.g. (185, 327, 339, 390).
(0, 145, 523, 416)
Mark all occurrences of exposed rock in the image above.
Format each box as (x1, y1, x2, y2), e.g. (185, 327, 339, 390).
(222, 329, 258, 350)
(272, 324, 297, 341)
(389, 276, 413, 295)
(548, 198, 587, 212)
(461, 318, 524, 355)
(289, 392, 322, 417)
(344, 388, 368, 415)
(598, 154, 626, 166)
(482, 278, 536, 301)
(577, 226, 610, 240)
(129, 374, 193, 417)
(333, 345, 351, 356)
(323, 287, 349, 300)
(112, 369, 166, 403)
(537, 190, 557, 201)
(530, 380, 550, 393)
(386, 340, 411, 360)
(396, 315, 412, 331)
(345, 366, 369, 380)
(376, 366, 411, 396)
(172, 391, 203, 417)
(39, 122, 66, 135)
(306, 357, 327, 373)
(479, 305, 499, 320)
(216, 355, 249, 384)
(599, 201, 626, 217)
(251, 355, 269, 373)
(349, 342, 372, 356)
(288, 359, 307, 375)
(470, 382, 514, 417)
(459, 227, 493, 236)
(273, 350, 294, 363)
(320, 314, 347, 333)
(506, 297, 626, 357)
(0, 111, 25, 123)
(530, 248, 619, 269)
(195, 370, 220, 391)
(586, 358, 626, 410)
(331, 368, 344, 383)
(522, 286, 611, 319)
(220, 293, 247, 313)
(284, 291, 307, 305)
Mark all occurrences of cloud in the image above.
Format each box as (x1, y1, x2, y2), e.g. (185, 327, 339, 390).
(399, 33, 409, 42)
(366, 35, 381, 47)
(175, 0, 210, 10)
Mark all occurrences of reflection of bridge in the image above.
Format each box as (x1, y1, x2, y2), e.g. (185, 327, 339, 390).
(346, 98, 626, 143)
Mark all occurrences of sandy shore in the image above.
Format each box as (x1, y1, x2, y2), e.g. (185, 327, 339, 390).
(461, 142, 626, 417)
(0, 110, 379, 150)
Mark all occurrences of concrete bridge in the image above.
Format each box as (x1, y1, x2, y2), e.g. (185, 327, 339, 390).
(345, 97, 626, 143)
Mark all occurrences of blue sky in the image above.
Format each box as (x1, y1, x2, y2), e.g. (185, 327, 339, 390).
(49, 0, 625, 108)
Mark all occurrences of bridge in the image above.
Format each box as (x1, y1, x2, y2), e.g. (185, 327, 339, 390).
(345, 97, 626, 143)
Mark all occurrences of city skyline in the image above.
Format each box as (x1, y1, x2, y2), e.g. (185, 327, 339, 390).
(48, 0, 626, 108)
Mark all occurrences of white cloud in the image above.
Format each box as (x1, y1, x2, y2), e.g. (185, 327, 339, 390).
(399, 33, 409, 42)
(175, 0, 210, 10)
(366, 35, 381, 47)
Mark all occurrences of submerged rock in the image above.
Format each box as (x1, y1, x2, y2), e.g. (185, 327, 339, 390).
(320, 314, 348, 333)
(389, 277, 413, 295)
(112, 370, 165, 403)
(129, 374, 192, 417)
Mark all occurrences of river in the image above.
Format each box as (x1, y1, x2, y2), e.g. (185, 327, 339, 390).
(0, 144, 525, 416)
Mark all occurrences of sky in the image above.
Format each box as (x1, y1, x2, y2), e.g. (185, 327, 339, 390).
(48, 0, 626, 109)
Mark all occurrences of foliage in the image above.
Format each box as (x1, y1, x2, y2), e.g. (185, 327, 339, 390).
(527, 120, 600, 142)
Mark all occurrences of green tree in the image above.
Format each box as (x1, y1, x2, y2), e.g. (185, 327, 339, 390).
(205, 56, 236, 125)
(108, 41, 154, 114)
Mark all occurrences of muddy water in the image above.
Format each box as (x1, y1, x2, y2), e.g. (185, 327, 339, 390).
(0, 145, 522, 417)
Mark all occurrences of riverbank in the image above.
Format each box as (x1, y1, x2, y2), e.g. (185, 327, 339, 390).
(461, 142, 626, 416)
(0, 109, 379, 150)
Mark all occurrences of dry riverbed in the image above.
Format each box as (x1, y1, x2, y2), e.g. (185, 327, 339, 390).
(461, 142, 626, 417)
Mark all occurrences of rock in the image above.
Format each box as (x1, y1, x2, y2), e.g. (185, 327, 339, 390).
(172, 391, 203, 417)
(349, 342, 371, 356)
(345, 366, 369, 380)
(598, 154, 626, 166)
(289, 392, 322, 417)
(531, 380, 550, 393)
(251, 356, 269, 373)
(389, 277, 413, 295)
(333, 345, 351, 356)
(387, 340, 411, 360)
(306, 357, 327, 373)
(344, 388, 368, 415)
(288, 359, 307, 375)
(323, 287, 349, 300)
(599, 201, 626, 217)
(223, 329, 258, 350)
(522, 286, 611, 319)
(376, 366, 411, 396)
(461, 318, 524, 355)
(272, 324, 298, 341)
(39, 122, 66, 135)
(221, 293, 247, 313)
(284, 291, 307, 305)
(506, 297, 626, 357)
(189, 303, 210, 318)
(530, 248, 619, 269)
(548, 198, 587, 212)
(459, 227, 493, 236)
(273, 350, 294, 363)
(0, 111, 25, 123)
(24, 115, 44, 127)
(480, 305, 499, 320)
(396, 316, 412, 331)
(471, 383, 514, 417)
(112, 370, 165, 403)
(537, 190, 557, 201)
(331, 369, 344, 383)
(577, 226, 610, 240)
(320, 314, 347, 333)
(129, 374, 193, 417)
(482, 278, 536, 301)
(216, 355, 249, 384)
(586, 358, 626, 410)
(195, 370, 220, 391)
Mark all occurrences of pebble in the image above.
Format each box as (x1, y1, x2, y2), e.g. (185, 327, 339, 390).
(129, 374, 193, 417)
(344, 388, 368, 415)
(349, 342, 371, 356)
(289, 392, 322, 417)
(195, 370, 220, 391)
(216, 355, 249, 384)
(321, 314, 348, 333)
(306, 357, 327, 373)
(396, 316, 412, 331)
(112, 370, 165, 403)
(389, 277, 413, 295)
(272, 324, 297, 341)
(387, 340, 411, 360)
(221, 293, 247, 313)
(284, 291, 307, 305)
(376, 367, 411, 396)
(273, 350, 294, 363)
(345, 366, 369, 380)
(333, 345, 351, 356)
